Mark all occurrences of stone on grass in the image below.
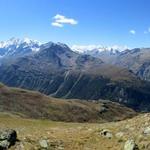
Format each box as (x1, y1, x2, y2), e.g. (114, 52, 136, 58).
(100, 129, 113, 139)
(143, 127, 150, 135)
(124, 139, 139, 150)
(39, 139, 48, 149)
(0, 129, 17, 149)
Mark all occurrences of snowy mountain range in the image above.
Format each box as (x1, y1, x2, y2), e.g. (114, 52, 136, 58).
(0, 38, 129, 59)
(71, 45, 129, 54)
(1, 37, 150, 111)
(0, 38, 41, 58)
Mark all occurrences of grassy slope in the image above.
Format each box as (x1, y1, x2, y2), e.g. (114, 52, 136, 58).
(0, 83, 136, 123)
(0, 113, 149, 150)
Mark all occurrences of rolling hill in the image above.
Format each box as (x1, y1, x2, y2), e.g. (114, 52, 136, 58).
(0, 83, 136, 123)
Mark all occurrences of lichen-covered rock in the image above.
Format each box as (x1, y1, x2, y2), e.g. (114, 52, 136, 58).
(143, 126, 150, 135)
(124, 139, 139, 150)
(39, 139, 48, 149)
(0, 129, 17, 149)
(0, 129, 16, 142)
(0, 140, 10, 149)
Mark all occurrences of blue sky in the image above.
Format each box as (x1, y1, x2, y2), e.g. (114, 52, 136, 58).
(0, 0, 150, 48)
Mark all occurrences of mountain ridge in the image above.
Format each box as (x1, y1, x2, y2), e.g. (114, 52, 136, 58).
(0, 38, 130, 59)
(0, 83, 137, 123)
(0, 41, 150, 111)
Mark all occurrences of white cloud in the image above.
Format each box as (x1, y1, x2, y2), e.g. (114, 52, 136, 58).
(52, 14, 78, 27)
(130, 30, 136, 35)
(51, 22, 63, 27)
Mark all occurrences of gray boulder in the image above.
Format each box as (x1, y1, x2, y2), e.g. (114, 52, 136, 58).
(143, 126, 150, 135)
(39, 139, 49, 149)
(124, 139, 139, 150)
(0, 129, 17, 149)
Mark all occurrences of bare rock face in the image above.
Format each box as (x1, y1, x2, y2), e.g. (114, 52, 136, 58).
(0, 129, 17, 149)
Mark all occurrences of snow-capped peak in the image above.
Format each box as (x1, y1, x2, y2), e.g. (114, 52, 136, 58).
(0, 37, 19, 48)
(0, 37, 41, 49)
(23, 38, 32, 44)
(22, 37, 41, 46)
(71, 45, 129, 54)
(0, 37, 42, 57)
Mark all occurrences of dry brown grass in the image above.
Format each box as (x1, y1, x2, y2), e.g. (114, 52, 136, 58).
(0, 113, 149, 150)
(0, 113, 124, 150)
(0, 84, 136, 123)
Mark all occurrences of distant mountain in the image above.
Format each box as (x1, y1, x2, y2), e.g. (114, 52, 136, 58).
(71, 45, 129, 64)
(0, 37, 41, 58)
(112, 48, 150, 81)
(91, 48, 150, 81)
(71, 45, 128, 54)
(77, 46, 150, 82)
(0, 41, 150, 111)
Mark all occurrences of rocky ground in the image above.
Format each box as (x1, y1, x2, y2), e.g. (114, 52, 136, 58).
(0, 113, 150, 149)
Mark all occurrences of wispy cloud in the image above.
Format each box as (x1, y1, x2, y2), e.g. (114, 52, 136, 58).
(51, 14, 78, 27)
(130, 30, 136, 35)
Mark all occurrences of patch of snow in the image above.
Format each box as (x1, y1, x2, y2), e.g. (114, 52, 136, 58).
(31, 47, 40, 52)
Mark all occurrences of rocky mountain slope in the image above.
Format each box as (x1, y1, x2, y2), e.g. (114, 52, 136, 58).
(0, 42, 150, 111)
(1, 38, 150, 83)
(111, 48, 150, 81)
(83, 47, 150, 82)
(0, 83, 136, 123)
(72, 45, 126, 64)
(1, 38, 150, 82)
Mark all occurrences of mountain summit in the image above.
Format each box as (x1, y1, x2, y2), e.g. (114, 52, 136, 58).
(0, 37, 41, 58)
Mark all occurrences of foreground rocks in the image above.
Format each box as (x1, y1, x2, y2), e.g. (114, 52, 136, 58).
(1, 113, 150, 149)
(39, 139, 49, 149)
(0, 129, 17, 149)
(143, 126, 150, 135)
(124, 139, 139, 150)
